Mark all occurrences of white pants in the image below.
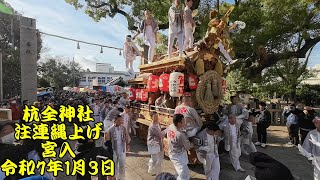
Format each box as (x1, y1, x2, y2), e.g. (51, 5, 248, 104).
(114, 153, 126, 180)
(241, 139, 257, 155)
(145, 36, 156, 63)
(184, 28, 194, 50)
(314, 166, 320, 180)
(203, 153, 220, 180)
(169, 151, 190, 180)
(218, 42, 233, 63)
(168, 32, 183, 58)
(125, 57, 134, 71)
(148, 151, 164, 175)
(230, 144, 242, 171)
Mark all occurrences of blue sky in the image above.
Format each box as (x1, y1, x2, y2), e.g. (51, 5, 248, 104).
(5, 0, 320, 71)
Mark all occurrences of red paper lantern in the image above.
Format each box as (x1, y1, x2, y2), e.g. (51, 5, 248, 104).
(147, 75, 159, 92)
(136, 89, 141, 101)
(141, 89, 149, 102)
(169, 72, 184, 97)
(129, 87, 136, 100)
(159, 73, 170, 92)
(222, 78, 227, 95)
(188, 74, 198, 90)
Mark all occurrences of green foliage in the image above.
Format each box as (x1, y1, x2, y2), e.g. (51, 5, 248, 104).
(297, 85, 320, 105)
(226, 69, 252, 94)
(259, 58, 314, 100)
(225, 57, 315, 102)
(38, 58, 84, 90)
(65, 0, 171, 30)
(38, 77, 51, 88)
(230, 0, 319, 77)
(2, 49, 21, 99)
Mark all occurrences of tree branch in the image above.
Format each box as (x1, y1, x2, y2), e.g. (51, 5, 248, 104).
(298, 45, 315, 76)
(297, 36, 320, 58)
(86, 0, 137, 30)
(85, 0, 201, 31)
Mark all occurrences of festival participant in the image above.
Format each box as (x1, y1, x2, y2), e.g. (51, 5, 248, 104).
(222, 115, 245, 172)
(183, 0, 196, 50)
(225, 96, 248, 125)
(74, 126, 96, 180)
(168, 0, 184, 58)
(255, 102, 271, 148)
(300, 116, 320, 180)
(105, 115, 131, 180)
(155, 93, 165, 107)
(147, 112, 165, 176)
(167, 114, 193, 180)
(194, 123, 222, 180)
(119, 93, 130, 109)
(241, 110, 257, 155)
(90, 98, 101, 127)
(174, 96, 203, 137)
(131, 115, 139, 137)
(133, 9, 158, 63)
(9, 100, 22, 120)
(121, 105, 132, 135)
(0, 122, 55, 179)
(103, 106, 124, 131)
(123, 35, 142, 74)
(100, 99, 112, 122)
(282, 104, 295, 145)
(286, 105, 300, 146)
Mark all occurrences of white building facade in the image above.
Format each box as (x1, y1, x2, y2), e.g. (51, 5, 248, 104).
(79, 71, 132, 87)
(302, 65, 320, 85)
(96, 63, 114, 73)
(79, 63, 138, 87)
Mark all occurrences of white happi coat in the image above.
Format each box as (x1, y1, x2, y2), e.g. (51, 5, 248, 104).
(175, 104, 203, 137)
(107, 125, 131, 180)
(302, 129, 320, 180)
(147, 122, 164, 175)
(167, 124, 193, 180)
(195, 129, 221, 180)
(123, 41, 141, 61)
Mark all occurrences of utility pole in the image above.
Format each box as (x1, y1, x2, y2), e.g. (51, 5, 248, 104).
(0, 52, 3, 101)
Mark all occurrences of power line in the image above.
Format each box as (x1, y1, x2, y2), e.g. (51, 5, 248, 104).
(39, 31, 123, 51)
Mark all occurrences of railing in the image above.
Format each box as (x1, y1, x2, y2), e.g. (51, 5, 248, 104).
(131, 102, 320, 126)
(268, 109, 285, 125)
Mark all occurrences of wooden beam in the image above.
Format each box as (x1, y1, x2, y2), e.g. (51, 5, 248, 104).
(139, 57, 186, 73)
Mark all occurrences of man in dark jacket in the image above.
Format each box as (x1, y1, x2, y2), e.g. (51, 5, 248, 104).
(255, 101, 271, 148)
(299, 106, 316, 144)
